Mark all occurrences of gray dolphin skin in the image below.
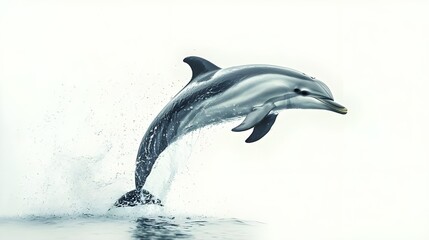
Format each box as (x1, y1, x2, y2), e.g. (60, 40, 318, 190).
(113, 56, 347, 207)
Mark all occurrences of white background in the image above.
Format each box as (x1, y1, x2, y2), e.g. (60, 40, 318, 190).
(1, 0, 428, 239)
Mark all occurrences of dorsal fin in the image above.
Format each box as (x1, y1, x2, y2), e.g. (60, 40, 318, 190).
(183, 56, 220, 81)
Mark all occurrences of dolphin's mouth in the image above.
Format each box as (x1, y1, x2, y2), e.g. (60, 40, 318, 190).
(314, 97, 348, 115)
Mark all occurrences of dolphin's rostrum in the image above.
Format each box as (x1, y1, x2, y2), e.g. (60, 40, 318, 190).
(113, 56, 347, 207)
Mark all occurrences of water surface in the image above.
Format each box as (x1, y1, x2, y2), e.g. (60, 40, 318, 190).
(0, 215, 261, 240)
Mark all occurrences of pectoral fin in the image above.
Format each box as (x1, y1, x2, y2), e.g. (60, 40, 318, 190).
(245, 113, 278, 143)
(232, 103, 274, 132)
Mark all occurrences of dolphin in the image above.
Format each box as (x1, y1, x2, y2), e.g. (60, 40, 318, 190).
(113, 56, 347, 207)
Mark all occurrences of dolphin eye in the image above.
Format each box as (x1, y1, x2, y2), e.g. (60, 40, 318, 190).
(300, 90, 309, 96)
(294, 88, 310, 96)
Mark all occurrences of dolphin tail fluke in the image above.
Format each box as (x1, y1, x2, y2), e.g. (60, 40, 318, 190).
(113, 189, 163, 207)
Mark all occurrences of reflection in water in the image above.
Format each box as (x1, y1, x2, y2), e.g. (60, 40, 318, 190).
(133, 217, 191, 239)
(133, 217, 258, 240)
